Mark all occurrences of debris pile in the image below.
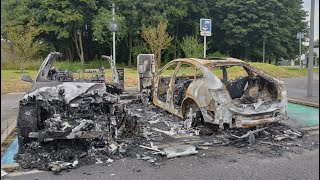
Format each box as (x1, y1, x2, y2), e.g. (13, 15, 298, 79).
(16, 94, 318, 174)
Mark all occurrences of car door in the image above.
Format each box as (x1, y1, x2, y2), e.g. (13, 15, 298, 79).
(153, 61, 178, 112)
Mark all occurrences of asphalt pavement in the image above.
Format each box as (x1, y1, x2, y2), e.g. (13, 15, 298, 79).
(1, 93, 24, 134)
(5, 149, 319, 180)
(281, 74, 319, 104)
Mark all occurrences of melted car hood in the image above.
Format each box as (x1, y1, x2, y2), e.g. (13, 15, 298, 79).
(22, 82, 106, 103)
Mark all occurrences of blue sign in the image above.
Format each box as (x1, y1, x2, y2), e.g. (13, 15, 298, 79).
(200, 18, 212, 35)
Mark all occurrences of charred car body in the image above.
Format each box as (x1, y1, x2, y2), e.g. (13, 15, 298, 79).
(151, 58, 288, 129)
(17, 52, 130, 153)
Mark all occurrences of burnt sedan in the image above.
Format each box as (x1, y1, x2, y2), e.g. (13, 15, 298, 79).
(152, 58, 288, 129)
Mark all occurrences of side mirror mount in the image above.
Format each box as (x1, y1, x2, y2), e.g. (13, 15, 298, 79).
(21, 74, 33, 83)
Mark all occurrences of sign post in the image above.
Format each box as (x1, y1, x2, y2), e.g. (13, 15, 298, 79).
(200, 18, 212, 58)
(297, 32, 304, 68)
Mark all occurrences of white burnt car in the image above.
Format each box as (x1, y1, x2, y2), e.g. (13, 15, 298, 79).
(17, 52, 126, 152)
(151, 58, 288, 129)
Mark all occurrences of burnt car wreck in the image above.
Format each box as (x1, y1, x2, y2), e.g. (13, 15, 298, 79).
(151, 58, 288, 129)
(16, 55, 310, 174)
(17, 52, 127, 150)
(16, 52, 140, 172)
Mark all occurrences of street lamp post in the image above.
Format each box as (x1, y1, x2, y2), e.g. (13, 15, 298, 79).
(108, 3, 119, 82)
(112, 3, 116, 65)
(307, 0, 315, 97)
(108, 3, 119, 65)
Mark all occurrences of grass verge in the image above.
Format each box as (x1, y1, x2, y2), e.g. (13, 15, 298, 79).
(1, 63, 318, 95)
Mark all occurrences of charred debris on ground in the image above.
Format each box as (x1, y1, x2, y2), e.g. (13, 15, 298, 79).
(14, 90, 318, 174)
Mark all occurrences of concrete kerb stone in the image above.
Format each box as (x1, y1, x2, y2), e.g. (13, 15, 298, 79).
(1, 163, 20, 171)
(300, 126, 319, 131)
(6, 92, 25, 95)
(1, 119, 17, 144)
(288, 98, 319, 108)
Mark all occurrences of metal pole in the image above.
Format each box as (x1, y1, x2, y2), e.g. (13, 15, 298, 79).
(204, 35, 206, 58)
(263, 37, 265, 63)
(307, 0, 315, 97)
(112, 3, 116, 65)
(299, 33, 302, 68)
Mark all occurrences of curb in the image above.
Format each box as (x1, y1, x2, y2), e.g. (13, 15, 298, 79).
(287, 98, 319, 108)
(1, 163, 20, 171)
(5, 92, 25, 95)
(300, 126, 319, 131)
(1, 119, 17, 144)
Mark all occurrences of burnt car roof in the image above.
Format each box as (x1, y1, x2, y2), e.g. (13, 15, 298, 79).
(171, 58, 246, 66)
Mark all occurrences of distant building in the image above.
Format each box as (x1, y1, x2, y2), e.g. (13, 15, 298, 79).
(303, 47, 319, 67)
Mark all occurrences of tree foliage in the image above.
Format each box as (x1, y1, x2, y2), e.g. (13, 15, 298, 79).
(141, 21, 173, 67)
(180, 36, 203, 58)
(1, 0, 308, 66)
(4, 20, 41, 61)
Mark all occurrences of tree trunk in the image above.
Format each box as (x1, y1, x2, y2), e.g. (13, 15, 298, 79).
(156, 51, 161, 69)
(79, 30, 84, 65)
(128, 35, 132, 66)
(72, 29, 84, 64)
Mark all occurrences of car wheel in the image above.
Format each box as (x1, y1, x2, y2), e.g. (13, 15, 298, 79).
(185, 103, 203, 127)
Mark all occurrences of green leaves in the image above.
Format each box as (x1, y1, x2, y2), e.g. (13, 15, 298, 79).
(180, 36, 203, 58)
(141, 21, 173, 67)
(1, 0, 309, 64)
(4, 20, 41, 61)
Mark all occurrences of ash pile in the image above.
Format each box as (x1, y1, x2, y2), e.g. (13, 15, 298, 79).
(15, 86, 318, 174)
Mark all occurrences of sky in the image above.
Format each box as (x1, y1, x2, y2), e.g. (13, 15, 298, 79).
(303, 0, 319, 41)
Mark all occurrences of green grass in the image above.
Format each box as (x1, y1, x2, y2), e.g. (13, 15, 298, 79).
(1, 69, 138, 94)
(1, 58, 133, 71)
(1, 62, 318, 94)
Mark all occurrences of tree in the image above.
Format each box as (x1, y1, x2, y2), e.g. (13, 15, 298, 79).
(1, 0, 309, 65)
(180, 36, 203, 58)
(141, 21, 173, 68)
(4, 20, 41, 62)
